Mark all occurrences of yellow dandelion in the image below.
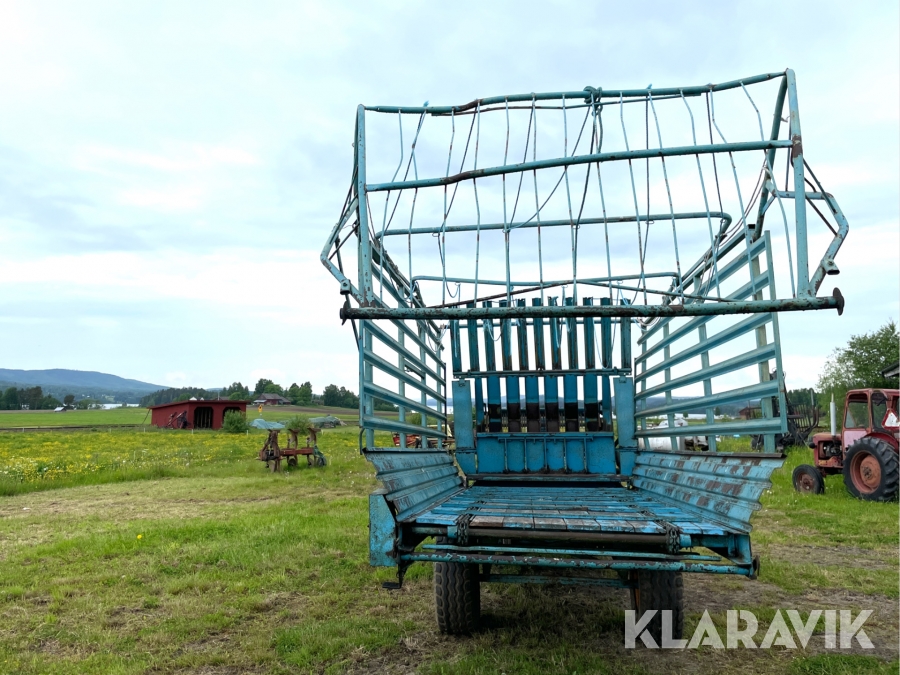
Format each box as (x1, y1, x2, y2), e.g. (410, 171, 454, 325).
(137, 534, 143, 540)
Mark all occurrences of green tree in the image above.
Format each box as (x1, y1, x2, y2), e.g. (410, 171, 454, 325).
(19, 387, 44, 410)
(818, 320, 900, 409)
(342, 388, 358, 408)
(287, 383, 302, 404)
(222, 382, 250, 399)
(140, 387, 214, 407)
(254, 379, 274, 397)
(263, 382, 284, 396)
(373, 398, 398, 411)
(322, 384, 340, 407)
(787, 388, 818, 407)
(297, 381, 313, 406)
(323, 384, 359, 408)
(1, 387, 17, 410)
(41, 396, 62, 410)
(63, 394, 75, 406)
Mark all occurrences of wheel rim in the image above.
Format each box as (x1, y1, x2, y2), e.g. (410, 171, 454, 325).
(850, 451, 882, 493)
(796, 472, 816, 493)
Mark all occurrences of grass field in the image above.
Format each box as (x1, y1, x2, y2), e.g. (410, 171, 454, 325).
(0, 404, 370, 430)
(0, 407, 152, 428)
(0, 428, 256, 495)
(0, 427, 897, 674)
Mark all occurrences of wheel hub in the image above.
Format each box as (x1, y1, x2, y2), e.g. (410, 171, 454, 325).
(852, 452, 882, 492)
(797, 473, 815, 492)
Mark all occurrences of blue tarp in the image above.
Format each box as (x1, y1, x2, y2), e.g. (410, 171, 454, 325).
(250, 419, 285, 430)
(310, 415, 344, 427)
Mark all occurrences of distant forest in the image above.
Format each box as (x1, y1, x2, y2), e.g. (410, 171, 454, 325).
(139, 379, 395, 411)
(0, 386, 63, 410)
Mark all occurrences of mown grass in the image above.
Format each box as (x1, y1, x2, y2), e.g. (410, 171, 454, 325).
(0, 407, 151, 428)
(0, 427, 896, 674)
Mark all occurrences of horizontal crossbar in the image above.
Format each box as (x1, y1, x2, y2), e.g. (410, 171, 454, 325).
(366, 140, 792, 193)
(636, 380, 779, 418)
(343, 293, 842, 321)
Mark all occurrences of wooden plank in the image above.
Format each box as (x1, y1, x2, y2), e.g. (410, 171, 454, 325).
(532, 517, 568, 529)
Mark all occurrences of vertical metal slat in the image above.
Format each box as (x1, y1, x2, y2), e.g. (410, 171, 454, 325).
(546, 297, 561, 433)
(466, 302, 485, 430)
(563, 297, 579, 432)
(483, 301, 502, 432)
(583, 297, 600, 432)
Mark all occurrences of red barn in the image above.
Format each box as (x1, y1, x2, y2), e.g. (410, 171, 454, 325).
(149, 399, 248, 430)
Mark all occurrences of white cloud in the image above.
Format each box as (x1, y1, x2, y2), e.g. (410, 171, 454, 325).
(80, 144, 261, 173)
(0, 1, 896, 394)
(118, 185, 206, 211)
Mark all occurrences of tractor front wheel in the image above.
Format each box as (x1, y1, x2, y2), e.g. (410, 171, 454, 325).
(843, 437, 899, 502)
(792, 464, 825, 495)
(434, 555, 480, 634)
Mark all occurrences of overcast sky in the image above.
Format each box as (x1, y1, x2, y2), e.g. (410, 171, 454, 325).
(0, 1, 897, 393)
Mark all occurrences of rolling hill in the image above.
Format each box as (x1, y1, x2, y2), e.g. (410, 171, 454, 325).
(0, 369, 163, 392)
(0, 369, 165, 404)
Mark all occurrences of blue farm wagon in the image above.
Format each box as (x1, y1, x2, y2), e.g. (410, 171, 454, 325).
(322, 70, 848, 640)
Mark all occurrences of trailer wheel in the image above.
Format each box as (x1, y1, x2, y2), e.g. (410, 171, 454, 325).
(434, 554, 480, 634)
(792, 464, 825, 494)
(843, 437, 899, 501)
(631, 571, 683, 644)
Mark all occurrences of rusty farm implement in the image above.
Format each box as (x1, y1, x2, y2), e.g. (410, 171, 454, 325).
(322, 70, 849, 639)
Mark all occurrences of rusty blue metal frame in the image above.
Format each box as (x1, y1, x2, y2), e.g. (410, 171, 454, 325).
(323, 71, 848, 589)
(324, 70, 847, 324)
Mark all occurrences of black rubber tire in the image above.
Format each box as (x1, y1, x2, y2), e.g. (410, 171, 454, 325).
(434, 558, 480, 635)
(632, 571, 684, 645)
(792, 464, 825, 495)
(843, 437, 899, 502)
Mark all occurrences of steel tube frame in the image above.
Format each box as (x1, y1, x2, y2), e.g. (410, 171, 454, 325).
(367, 140, 791, 193)
(342, 292, 841, 321)
(364, 71, 784, 115)
(401, 551, 753, 575)
(377, 211, 733, 238)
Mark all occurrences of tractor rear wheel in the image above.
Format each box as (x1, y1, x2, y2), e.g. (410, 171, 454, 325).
(792, 464, 825, 495)
(434, 550, 480, 634)
(843, 437, 899, 502)
(631, 570, 684, 645)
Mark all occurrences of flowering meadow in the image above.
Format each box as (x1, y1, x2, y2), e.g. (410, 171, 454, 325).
(0, 429, 258, 491)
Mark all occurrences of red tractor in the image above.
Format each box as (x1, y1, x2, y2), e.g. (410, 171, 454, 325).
(793, 389, 899, 501)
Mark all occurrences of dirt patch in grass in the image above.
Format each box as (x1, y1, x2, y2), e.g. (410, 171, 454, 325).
(764, 543, 897, 570)
(684, 574, 899, 659)
(328, 574, 899, 675)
